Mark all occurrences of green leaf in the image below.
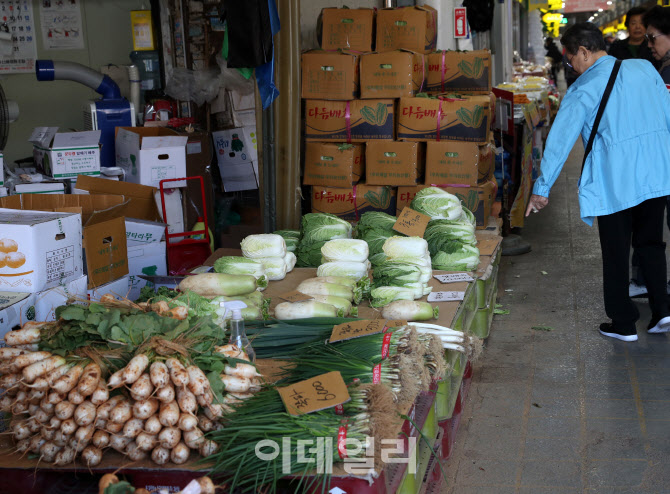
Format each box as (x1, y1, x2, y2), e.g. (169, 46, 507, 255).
(104, 481, 135, 494)
(97, 319, 111, 340)
(85, 313, 103, 326)
(88, 303, 108, 314)
(59, 306, 86, 321)
(493, 308, 510, 315)
(206, 370, 225, 404)
(110, 325, 127, 342)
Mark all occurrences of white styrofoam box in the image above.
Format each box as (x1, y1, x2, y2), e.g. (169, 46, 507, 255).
(29, 127, 102, 180)
(115, 128, 188, 188)
(34, 276, 87, 322)
(0, 187, 7, 198)
(212, 126, 258, 166)
(127, 241, 167, 300)
(219, 161, 259, 192)
(126, 218, 166, 246)
(0, 209, 83, 293)
(0, 292, 36, 339)
(87, 275, 131, 301)
(154, 188, 184, 235)
(0, 153, 4, 186)
(14, 182, 66, 195)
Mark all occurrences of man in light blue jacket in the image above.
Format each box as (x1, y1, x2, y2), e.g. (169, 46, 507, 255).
(526, 23, 670, 342)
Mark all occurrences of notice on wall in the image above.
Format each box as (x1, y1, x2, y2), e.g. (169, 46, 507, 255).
(39, 0, 84, 50)
(0, 1, 37, 73)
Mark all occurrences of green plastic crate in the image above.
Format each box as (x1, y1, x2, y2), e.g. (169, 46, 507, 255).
(434, 378, 453, 419)
(397, 403, 439, 494)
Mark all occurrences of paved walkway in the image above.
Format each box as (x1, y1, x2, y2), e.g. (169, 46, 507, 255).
(445, 141, 670, 493)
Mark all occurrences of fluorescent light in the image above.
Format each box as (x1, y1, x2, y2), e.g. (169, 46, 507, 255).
(598, 8, 603, 11)
(606, 1, 612, 4)
(562, 2, 565, 7)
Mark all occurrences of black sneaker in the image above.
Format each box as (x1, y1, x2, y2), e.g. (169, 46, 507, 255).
(599, 323, 638, 342)
(647, 316, 670, 334)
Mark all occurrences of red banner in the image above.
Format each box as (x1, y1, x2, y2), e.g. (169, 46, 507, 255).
(562, 0, 611, 13)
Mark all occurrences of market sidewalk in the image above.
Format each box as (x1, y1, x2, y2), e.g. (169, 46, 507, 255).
(445, 141, 670, 493)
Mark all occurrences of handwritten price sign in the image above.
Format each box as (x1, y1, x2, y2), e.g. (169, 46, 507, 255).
(427, 291, 465, 302)
(393, 207, 431, 237)
(278, 371, 350, 416)
(329, 319, 408, 343)
(433, 273, 474, 284)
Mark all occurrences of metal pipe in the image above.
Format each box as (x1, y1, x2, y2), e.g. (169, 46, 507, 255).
(35, 60, 122, 100)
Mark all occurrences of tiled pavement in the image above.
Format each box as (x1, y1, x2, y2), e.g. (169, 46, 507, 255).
(445, 141, 670, 493)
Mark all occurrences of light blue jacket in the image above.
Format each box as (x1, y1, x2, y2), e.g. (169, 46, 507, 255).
(533, 55, 670, 225)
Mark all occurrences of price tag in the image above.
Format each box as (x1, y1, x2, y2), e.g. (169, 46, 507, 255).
(278, 371, 351, 416)
(330, 319, 387, 343)
(393, 207, 431, 237)
(434, 273, 474, 284)
(427, 291, 465, 302)
(278, 290, 313, 302)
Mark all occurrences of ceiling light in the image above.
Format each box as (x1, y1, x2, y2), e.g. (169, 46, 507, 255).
(598, 8, 603, 11)
(606, 1, 612, 4)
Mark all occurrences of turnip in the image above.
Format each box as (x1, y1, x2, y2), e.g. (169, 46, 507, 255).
(158, 426, 181, 449)
(60, 418, 77, 435)
(41, 428, 56, 441)
(150, 361, 170, 388)
(45, 363, 72, 387)
(123, 418, 145, 438)
(90, 382, 109, 405)
(196, 389, 214, 407)
(81, 445, 103, 466)
(28, 388, 46, 404)
(159, 401, 180, 427)
(54, 401, 75, 420)
(28, 377, 49, 393)
(109, 399, 133, 424)
(214, 344, 249, 360)
(73, 423, 94, 451)
(170, 441, 190, 464)
(186, 365, 209, 396)
(52, 430, 70, 447)
(0, 373, 21, 389)
(197, 414, 215, 432)
(167, 306, 189, 320)
(151, 445, 170, 465)
(27, 417, 41, 434)
(144, 415, 162, 434)
(39, 397, 55, 414)
(224, 363, 261, 379)
(178, 273, 266, 297)
(196, 477, 216, 494)
(11, 420, 31, 440)
(20, 355, 63, 384)
(156, 384, 175, 403)
(13, 344, 39, 351)
(130, 373, 153, 400)
(53, 446, 75, 466)
(39, 441, 61, 463)
(47, 417, 61, 431)
(47, 391, 65, 405)
(106, 421, 124, 434)
(109, 434, 132, 453)
(95, 395, 124, 421)
(381, 300, 439, 321)
(125, 442, 148, 461)
(0, 395, 12, 412)
(107, 368, 125, 389)
(220, 374, 252, 393)
(123, 354, 150, 385)
(0, 347, 31, 359)
(183, 428, 204, 449)
(74, 401, 96, 426)
(9, 352, 51, 373)
(166, 358, 189, 388)
(67, 388, 85, 405)
(5, 326, 41, 346)
(91, 430, 110, 449)
(176, 387, 197, 415)
(199, 439, 219, 457)
(34, 407, 52, 424)
(52, 365, 84, 395)
(15, 438, 31, 454)
(76, 363, 101, 396)
(177, 413, 198, 432)
(274, 300, 338, 320)
(136, 432, 158, 451)
(133, 398, 159, 420)
(29, 435, 46, 454)
(98, 474, 119, 492)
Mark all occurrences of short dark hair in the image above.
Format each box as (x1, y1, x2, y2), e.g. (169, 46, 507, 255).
(643, 6, 670, 35)
(625, 7, 647, 29)
(560, 23, 607, 55)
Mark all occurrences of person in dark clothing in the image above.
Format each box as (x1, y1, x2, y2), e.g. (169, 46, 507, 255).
(545, 37, 563, 83)
(562, 48, 578, 87)
(609, 7, 657, 66)
(630, 6, 670, 298)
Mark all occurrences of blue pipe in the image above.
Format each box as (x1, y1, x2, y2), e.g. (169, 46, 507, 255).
(36, 60, 122, 100)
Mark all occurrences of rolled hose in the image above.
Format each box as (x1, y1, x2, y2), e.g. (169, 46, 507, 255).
(36, 60, 121, 100)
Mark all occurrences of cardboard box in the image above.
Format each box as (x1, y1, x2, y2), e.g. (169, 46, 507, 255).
(115, 127, 188, 188)
(303, 143, 364, 188)
(311, 183, 397, 222)
(181, 131, 215, 233)
(14, 182, 65, 195)
(88, 275, 130, 301)
(0, 292, 36, 336)
(360, 51, 426, 99)
(155, 188, 185, 235)
(219, 161, 259, 192)
(376, 6, 437, 54)
(0, 208, 83, 293)
(426, 50, 492, 94)
(212, 126, 258, 166)
(34, 275, 87, 322)
(128, 241, 167, 300)
(425, 141, 480, 186)
(0, 194, 130, 289)
(366, 141, 424, 186)
(396, 182, 495, 228)
(478, 138, 495, 184)
(126, 218, 165, 246)
(305, 99, 395, 142)
(397, 95, 490, 143)
(30, 128, 102, 180)
(320, 8, 375, 52)
(301, 50, 359, 100)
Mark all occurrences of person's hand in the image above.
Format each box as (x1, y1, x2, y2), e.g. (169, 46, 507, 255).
(525, 194, 549, 217)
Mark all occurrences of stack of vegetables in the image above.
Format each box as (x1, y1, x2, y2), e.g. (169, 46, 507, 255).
(353, 212, 401, 263)
(276, 275, 363, 318)
(0, 296, 264, 468)
(273, 230, 300, 253)
(370, 237, 433, 307)
(213, 234, 295, 283)
(296, 213, 352, 268)
(317, 238, 370, 281)
(410, 187, 480, 271)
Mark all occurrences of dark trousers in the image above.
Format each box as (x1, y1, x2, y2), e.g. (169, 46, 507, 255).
(597, 197, 669, 330)
(631, 195, 670, 285)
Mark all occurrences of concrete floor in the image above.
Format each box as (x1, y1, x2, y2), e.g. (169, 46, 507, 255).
(445, 141, 670, 492)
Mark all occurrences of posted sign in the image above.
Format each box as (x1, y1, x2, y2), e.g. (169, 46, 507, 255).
(454, 8, 467, 38)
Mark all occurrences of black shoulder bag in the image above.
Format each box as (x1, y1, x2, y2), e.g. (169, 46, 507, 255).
(581, 59, 622, 174)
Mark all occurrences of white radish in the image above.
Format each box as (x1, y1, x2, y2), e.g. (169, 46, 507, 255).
(0, 347, 31, 359)
(220, 374, 252, 393)
(28, 403, 39, 416)
(183, 428, 204, 449)
(92, 430, 110, 449)
(52, 365, 84, 395)
(109, 399, 133, 425)
(90, 382, 109, 405)
(73, 423, 94, 451)
(224, 363, 261, 379)
(133, 398, 159, 420)
(215, 344, 249, 360)
(95, 395, 124, 421)
(67, 388, 85, 405)
(197, 415, 215, 433)
(8, 351, 50, 373)
(76, 363, 101, 396)
(176, 387, 197, 415)
(141, 414, 161, 434)
(81, 445, 103, 466)
(123, 418, 145, 438)
(125, 442, 148, 461)
(13, 344, 39, 351)
(15, 438, 31, 454)
(22, 355, 65, 384)
(28, 388, 46, 404)
(45, 364, 72, 387)
(5, 326, 41, 346)
(107, 369, 125, 389)
(178, 413, 198, 432)
(129, 373, 153, 400)
(156, 384, 175, 404)
(166, 358, 189, 388)
(196, 389, 214, 407)
(26, 417, 41, 434)
(151, 446, 170, 465)
(170, 442, 190, 464)
(29, 435, 46, 454)
(106, 421, 124, 434)
(54, 401, 75, 420)
(60, 418, 77, 435)
(158, 426, 181, 449)
(123, 354, 150, 385)
(74, 401, 96, 426)
(159, 401, 180, 427)
(0, 395, 12, 412)
(39, 441, 61, 463)
(199, 439, 219, 457)
(0, 373, 21, 389)
(109, 434, 132, 453)
(53, 431, 70, 447)
(196, 477, 216, 494)
(34, 408, 52, 424)
(27, 377, 49, 393)
(53, 446, 75, 465)
(186, 365, 210, 396)
(47, 391, 65, 405)
(11, 420, 32, 440)
(149, 362, 170, 388)
(136, 432, 158, 451)
(40, 397, 55, 414)
(41, 428, 56, 441)
(47, 417, 62, 431)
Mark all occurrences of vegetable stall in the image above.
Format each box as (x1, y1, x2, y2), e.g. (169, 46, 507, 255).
(0, 191, 502, 493)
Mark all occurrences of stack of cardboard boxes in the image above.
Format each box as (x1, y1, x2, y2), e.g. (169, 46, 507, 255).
(302, 6, 497, 228)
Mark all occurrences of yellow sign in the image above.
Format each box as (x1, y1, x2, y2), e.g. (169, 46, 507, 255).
(543, 13, 563, 22)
